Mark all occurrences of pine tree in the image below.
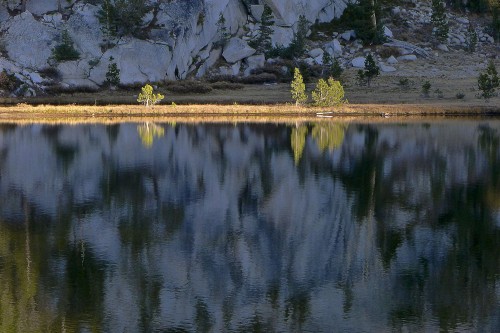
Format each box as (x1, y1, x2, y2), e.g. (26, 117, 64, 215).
(291, 68, 308, 106)
(431, 0, 449, 42)
(105, 56, 120, 87)
(363, 54, 379, 86)
(249, 4, 274, 54)
(216, 13, 230, 47)
(331, 58, 344, 80)
(288, 15, 309, 57)
(465, 24, 478, 53)
(478, 60, 499, 99)
(52, 29, 80, 62)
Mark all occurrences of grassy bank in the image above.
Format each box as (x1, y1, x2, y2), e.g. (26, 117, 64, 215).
(0, 102, 499, 125)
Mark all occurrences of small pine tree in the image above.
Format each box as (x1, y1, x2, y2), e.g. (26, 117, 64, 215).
(216, 13, 230, 47)
(288, 15, 309, 57)
(249, 4, 274, 54)
(137, 84, 165, 107)
(97, 0, 150, 38)
(331, 58, 344, 80)
(312, 77, 347, 107)
(465, 24, 478, 53)
(478, 60, 499, 99)
(52, 29, 80, 62)
(291, 68, 308, 106)
(431, 0, 449, 42)
(361, 54, 380, 86)
(105, 56, 120, 87)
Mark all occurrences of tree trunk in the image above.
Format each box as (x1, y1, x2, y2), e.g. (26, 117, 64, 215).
(370, 0, 377, 30)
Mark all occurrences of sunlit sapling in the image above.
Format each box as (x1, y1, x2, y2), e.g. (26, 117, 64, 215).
(477, 60, 499, 99)
(137, 84, 165, 107)
(431, 0, 449, 42)
(249, 4, 274, 54)
(291, 68, 308, 106)
(312, 77, 347, 107)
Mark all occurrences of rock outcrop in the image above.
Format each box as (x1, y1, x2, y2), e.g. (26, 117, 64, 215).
(0, 0, 497, 93)
(0, 0, 348, 91)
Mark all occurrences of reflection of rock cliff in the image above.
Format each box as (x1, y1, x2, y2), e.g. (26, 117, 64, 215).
(0, 122, 498, 332)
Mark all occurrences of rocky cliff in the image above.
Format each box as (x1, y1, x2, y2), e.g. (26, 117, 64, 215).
(0, 0, 497, 97)
(0, 0, 348, 93)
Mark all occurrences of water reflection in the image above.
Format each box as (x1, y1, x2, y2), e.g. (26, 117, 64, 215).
(0, 121, 498, 332)
(137, 122, 165, 148)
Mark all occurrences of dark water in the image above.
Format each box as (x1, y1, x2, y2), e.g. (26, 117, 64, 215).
(0, 121, 499, 333)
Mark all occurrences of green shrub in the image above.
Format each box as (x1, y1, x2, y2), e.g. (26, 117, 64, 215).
(39, 67, 61, 80)
(137, 84, 164, 107)
(434, 88, 444, 98)
(290, 68, 308, 106)
(165, 80, 213, 94)
(378, 46, 400, 59)
(456, 92, 465, 99)
(311, 77, 347, 107)
(240, 73, 278, 84)
(52, 29, 80, 62)
(398, 78, 410, 90)
(0, 70, 21, 92)
(422, 80, 432, 97)
(211, 81, 244, 90)
(478, 60, 499, 99)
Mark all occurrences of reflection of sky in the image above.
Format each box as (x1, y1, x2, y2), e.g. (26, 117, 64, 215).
(0, 122, 498, 332)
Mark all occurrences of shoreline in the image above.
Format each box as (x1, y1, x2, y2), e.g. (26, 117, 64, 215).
(0, 103, 499, 124)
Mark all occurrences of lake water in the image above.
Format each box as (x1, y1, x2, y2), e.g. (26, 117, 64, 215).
(0, 121, 499, 332)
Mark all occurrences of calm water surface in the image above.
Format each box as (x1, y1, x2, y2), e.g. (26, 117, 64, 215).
(0, 121, 499, 332)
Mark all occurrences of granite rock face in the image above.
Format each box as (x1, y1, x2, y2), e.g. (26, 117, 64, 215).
(0, 0, 349, 89)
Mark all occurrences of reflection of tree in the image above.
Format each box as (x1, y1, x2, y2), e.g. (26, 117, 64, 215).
(290, 123, 347, 164)
(0, 204, 47, 332)
(290, 125, 308, 164)
(311, 123, 346, 152)
(137, 123, 165, 148)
